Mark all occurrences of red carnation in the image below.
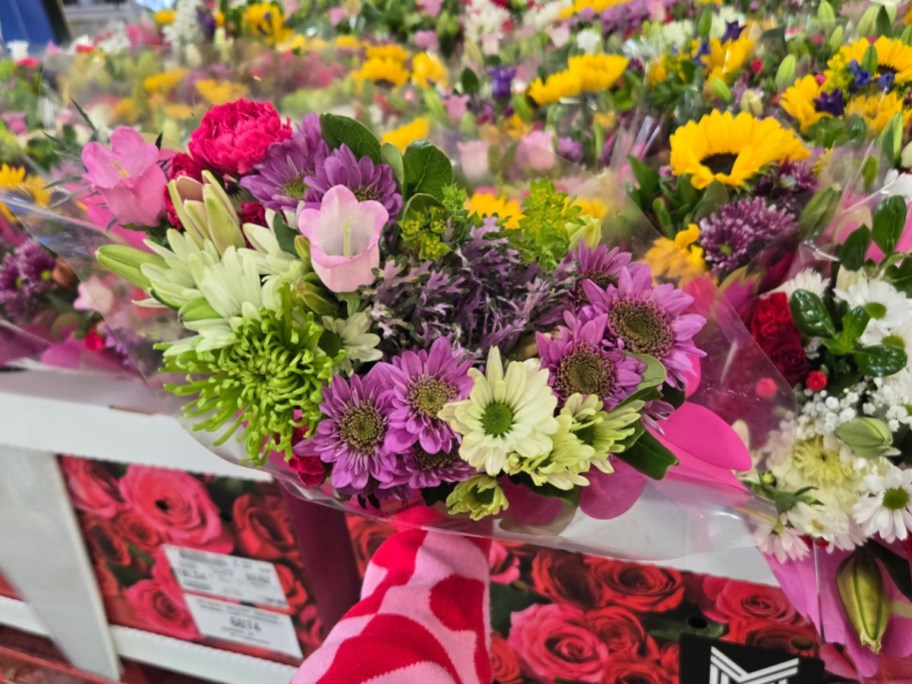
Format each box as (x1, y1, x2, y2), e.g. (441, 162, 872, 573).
(188, 99, 292, 177)
(806, 370, 827, 392)
(164, 152, 205, 226)
(750, 293, 810, 384)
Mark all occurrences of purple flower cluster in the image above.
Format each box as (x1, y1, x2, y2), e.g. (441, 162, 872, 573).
(300, 339, 476, 498)
(552, 245, 706, 390)
(0, 242, 56, 323)
(367, 220, 572, 359)
(699, 198, 796, 276)
(240, 114, 328, 212)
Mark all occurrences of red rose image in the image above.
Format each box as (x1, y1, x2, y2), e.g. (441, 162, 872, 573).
(702, 578, 799, 624)
(124, 579, 199, 641)
(725, 619, 819, 657)
(587, 559, 684, 613)
(600, 656, 675, 684)
(491, 633, 523, 684)
(659, 642, 679, 677)
(276, 563, 311, 612)
(119, 466, 232, 553)
(295, 603, 324, 653)
(114, 510, 165, 554)
(584, 606, 657, 659)
(94, 562, 120, 598)
(509, 603, 608, 683)
(187, 99, 292, 177)
(233, 494, 298, 560)
(84, 516, 132, 567)
(489, 541, 521, 584)
(531, 550, 604, 608)
(346, 517, 395, 574)
(61, 457, 124, 518)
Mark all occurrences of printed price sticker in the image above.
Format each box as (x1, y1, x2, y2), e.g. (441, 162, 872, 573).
(184, 595, 303, 659)
(164, 545, 289, 609)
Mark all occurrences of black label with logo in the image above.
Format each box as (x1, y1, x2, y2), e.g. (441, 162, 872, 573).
(679, 634, 825, 684)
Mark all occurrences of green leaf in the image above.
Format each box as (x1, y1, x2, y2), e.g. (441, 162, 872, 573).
(868, 541, 912, 604)
(402, 140, 454, 201)
(789, 290, 837, 337)
(490, 584, 545, 635)
(645, 614, 727, 642)
(841, 307, 871, 346)
(840, 226, 872, 271)
(629, 157, 659, 200)
(381, 142, 404, 189)
(798, 186, 841, 240)
(692, 181, 729, 221)
(853, 345, 908, 377)
(879, 114, 903, 166)
(875, 6, 892, 39)
(887, 258, 912, 296)
(614, 430, 679, 480)
(319, 113, 381, 163)
(271, 211, 299, 256)
(872, 195, 907, 257)
(460, 67, 480, 95)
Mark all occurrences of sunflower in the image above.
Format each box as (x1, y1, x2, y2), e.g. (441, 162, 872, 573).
(669, 110, 810, 189)
(366, 44, 410, 63)
(827, 37, 912, 88)
(528, 69, 584, 106)
(352, 57, 410, 88)
(381, 117, 430, 152)
(411, 52, 448, 88)
(701, 36, 755, 82)
(0, 164, 50, 220)
(242, 2, 291, 46)
(781, 75, 831, 132)
(465, 192, 523, 229)
(143, 68, 187, 95)
(845, 91, 912, 133)
(559, 0, 628, 19)
(195, 79, 250, 106)
(570, 54, 629, 92)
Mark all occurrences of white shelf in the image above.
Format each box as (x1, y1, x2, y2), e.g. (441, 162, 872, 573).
(0, 597, 297, 684)
(0, 369, 271, 481)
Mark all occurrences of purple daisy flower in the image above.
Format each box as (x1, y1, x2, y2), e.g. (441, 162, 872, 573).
(560, 244, 652, 305)
(240, 114, 329, 212)
(537, 312, 644, 409)
(305, 144, 402, 219)
(581, 269, 706, 386)
(374, 338, 474, 454)
(382, 446, 476, 490)
(699, 198, 796, 276)
(310, 368, 397, 494)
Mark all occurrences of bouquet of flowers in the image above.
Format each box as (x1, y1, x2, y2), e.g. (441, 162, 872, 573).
(2, 96, 793, 561)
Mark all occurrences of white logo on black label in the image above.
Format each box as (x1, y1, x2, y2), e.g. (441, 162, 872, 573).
(709, 646, 800, 684)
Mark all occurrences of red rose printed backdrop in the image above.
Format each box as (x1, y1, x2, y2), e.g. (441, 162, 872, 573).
(344, 519, 856, 684)
(59, 456, 323, 665)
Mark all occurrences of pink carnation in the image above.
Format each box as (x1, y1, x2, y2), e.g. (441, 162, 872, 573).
(187, 99, 292, 178)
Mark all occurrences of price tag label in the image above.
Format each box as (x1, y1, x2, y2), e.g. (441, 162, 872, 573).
(184, 595, 303, 659)
(164, 546, 289, 609)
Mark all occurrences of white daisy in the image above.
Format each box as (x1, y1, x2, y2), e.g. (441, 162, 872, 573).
(756, 516, 811, 563)
(440, 347, 559, 476)
(833, 276, 912, 345)
(854, 467, 912, 543)
(322, 312, 382, 374)
(773, 268, 829, 300)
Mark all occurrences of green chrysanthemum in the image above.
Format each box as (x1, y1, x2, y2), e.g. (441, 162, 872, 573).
(446, 474, 509, 521)
(562, 393, 644, 473)
(161, 290, 343, 465)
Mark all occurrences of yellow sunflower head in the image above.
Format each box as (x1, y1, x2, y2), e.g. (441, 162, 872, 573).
(195, 79, 250, 106)
(780, 75, 831, 133)
(142, 68, 187, 95)
(464, 192, 523, 229)
(669, 110, 810, 189)
(411, 52, 448, 89)
(0, 164, 50, 220)
(528, 69, 584, 106)
(352, 57, 410, 88)
(827, 37, 912, 89)
(366, 44, 410, 63)
(568, 53, 629, 93)
(845, 91, 912, 133)
(242, 2, 291, 46)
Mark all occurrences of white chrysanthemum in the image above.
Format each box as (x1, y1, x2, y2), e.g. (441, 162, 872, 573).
(883, 169, 912, 202)
(756, 515, 811, 563)
(575, 28, 603, 54)
(773, 268, 829, 300)
(163, 0, 203, 46)
(322, 312, 382, 374)
(854, 467, 912, 543)
(440, 347, 559, 476)
(833, 276, 912, 345)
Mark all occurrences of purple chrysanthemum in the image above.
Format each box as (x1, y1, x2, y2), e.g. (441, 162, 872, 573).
(559, 244, 652, 305)
(305, 144, 402, 219)
(0, 243, 56, 323)
(699, 198, 796, 275)
(240, 114, 328, 211)
(383, 446, 476, 490)
(537, 312, 644, 409)
(310, 368, 397, 494)
(374, 338, 474, 455)
(556, 137, 584, 164)
(581, 269, 706, 386)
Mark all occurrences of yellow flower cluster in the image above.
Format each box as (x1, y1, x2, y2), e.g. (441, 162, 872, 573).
(143, 68, 187, 95)
(195, 79, 251, 106)
(242, 2, 291, 46)
(528, 54, 629, 106)
(381, 118, 430, 152)
(644, 224, 708, 284)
